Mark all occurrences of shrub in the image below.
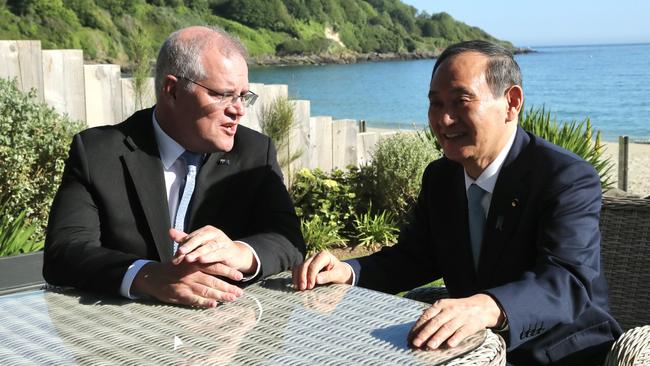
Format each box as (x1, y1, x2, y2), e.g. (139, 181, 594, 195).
(290, 168, 356, 233)
(367, 132, 440, 223)
(353, 209, 398, 250)
(0, 200, 43, 257)
(301, 215, 346, 256)
(259, 96, 302, 176)
(0, 78, 84, 233)
(519, 105, 614, 190)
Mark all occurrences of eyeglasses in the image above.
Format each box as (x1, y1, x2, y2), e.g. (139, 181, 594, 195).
(175, 75, 258, 107)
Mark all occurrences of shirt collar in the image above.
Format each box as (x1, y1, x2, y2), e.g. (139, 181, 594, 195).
(152, 110, 185, 170)
(464, 127, 517, 194)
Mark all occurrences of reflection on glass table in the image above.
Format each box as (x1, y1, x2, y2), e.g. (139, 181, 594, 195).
(0, 272, 506, 365)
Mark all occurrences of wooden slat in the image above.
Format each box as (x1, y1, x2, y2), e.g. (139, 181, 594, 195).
(84, 64, 123, 127)
(42, 49, 86, 122)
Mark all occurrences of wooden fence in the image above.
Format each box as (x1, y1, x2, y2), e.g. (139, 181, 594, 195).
(1, 40, 401, 181)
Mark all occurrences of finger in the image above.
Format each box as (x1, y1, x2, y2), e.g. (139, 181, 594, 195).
(411, 302, 443, 334)
(176, 226, 228, 256)
(424, 317, 463, 350)
(306, 252, 335, 289)
(446, 324, 475, 348)
(185, 241, 233, 264)
(293, 256, 315, 290)
(409, 304, 444, 347)
(200, 262, 244, 281)
(194, 274, 243, 300)
(316, 261, 350, 285)
(169, 228, 187, 242)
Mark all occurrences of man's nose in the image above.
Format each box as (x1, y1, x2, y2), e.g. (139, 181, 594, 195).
(227, 99, 246, 117)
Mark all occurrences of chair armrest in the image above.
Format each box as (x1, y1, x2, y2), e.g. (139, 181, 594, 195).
(404, 286, 449, 304)
(604, 325, 650, 366)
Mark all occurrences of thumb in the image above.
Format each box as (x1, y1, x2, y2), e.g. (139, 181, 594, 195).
(316, 263, 350, 285)
(169, 228, 187, 242)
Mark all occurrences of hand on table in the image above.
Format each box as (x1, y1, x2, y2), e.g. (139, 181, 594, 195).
(292, 250, 353, 290)
(170, 226, 257, 274)
(408, 294, 504, 350)
(132, 260, 244, 308)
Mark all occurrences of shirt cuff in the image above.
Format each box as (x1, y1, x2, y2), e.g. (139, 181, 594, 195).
(119, 259, 156, 299)
(343, 262, 356, 285)
(235, 241, 260, 282)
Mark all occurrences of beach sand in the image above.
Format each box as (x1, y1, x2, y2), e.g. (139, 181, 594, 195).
(601, 141, 650, 198)
(367, 126, 649, 198)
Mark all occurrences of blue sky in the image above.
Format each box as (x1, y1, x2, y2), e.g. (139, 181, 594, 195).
(402, 0, 650, 47)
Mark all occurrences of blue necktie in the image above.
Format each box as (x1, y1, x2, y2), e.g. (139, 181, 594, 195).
(173, 151, 202, 254)
(467, 184, 487, 269)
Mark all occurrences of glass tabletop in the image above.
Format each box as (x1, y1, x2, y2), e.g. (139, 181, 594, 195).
(0, 272, 497, 365)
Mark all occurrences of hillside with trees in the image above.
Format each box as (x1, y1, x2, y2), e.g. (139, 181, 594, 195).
(0, 0, 516, 68)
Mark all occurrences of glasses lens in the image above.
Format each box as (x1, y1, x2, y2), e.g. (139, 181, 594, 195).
(243, 92, 258, 107)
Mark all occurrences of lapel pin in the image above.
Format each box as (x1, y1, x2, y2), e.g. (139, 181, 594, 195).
(218, 158, 230, 166)
(511, 198, 519, 207)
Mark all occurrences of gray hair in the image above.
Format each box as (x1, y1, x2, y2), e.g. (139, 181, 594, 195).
(154, 26, 248, 101)
(433, 40, 522, 97)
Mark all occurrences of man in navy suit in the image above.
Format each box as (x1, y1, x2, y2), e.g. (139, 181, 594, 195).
(293, 40, 620, 365)
(44, 26, 305, 308)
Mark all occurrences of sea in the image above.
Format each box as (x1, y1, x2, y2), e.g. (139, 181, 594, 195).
(249, 43, 650, 142)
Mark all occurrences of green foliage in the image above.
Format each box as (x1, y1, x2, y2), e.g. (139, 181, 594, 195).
(276, 37, 332, 55)
(0, 78, 84, 233)
(353, 209, 398, 250)
(290, 168, 356, 233)
(259, 96, 302, 174)
(301, 215, 346, 256)
(367, 132, 440, 222)
(519, 105, 614, 189)
(0, 0, 515, 66)
(0, 200, 43, 257)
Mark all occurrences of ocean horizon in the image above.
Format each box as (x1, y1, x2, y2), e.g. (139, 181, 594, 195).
(250, 43, 650, 142)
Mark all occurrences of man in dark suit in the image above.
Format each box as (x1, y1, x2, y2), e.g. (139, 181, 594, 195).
(293, 40, 620, 365)
(44, 26, 305, 308)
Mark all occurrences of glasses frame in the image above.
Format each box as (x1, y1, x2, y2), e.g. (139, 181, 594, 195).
(175, 75, 258, 107)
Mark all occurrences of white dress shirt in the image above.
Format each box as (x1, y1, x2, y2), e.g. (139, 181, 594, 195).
(119, 111, 260, 298)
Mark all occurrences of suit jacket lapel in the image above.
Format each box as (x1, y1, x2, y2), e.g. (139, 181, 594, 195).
(478, 127, 532, 285)
(122, 109, 173, 262)
(442, 164, 479, 290)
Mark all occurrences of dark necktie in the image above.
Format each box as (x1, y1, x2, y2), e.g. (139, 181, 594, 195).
(173, 151, 202, 254)
(467, 184, 487, 269)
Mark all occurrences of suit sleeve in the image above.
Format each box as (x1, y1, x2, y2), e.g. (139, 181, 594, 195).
(43, 134, 139, 293)
(484, 160, 604, 350)
(236, 138, 306, 278)
(350, 164, 442, 294)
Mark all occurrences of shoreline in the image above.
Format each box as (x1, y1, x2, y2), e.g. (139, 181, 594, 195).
(249, 47, 535, 67)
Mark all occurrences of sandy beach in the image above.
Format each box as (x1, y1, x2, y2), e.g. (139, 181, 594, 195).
(601, 141, 650, 198)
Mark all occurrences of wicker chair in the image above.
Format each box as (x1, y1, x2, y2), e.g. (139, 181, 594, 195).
(600, 196, 650, 366)
(405, 196, 650, 365)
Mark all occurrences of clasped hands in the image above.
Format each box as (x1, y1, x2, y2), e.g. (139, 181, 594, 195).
(292, 251, 504, 350)
(133, 225, 256, 308)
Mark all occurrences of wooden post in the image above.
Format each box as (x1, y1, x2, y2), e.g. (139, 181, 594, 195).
(0, 40, 44, 101)
(309, 116, 333, 172)
(42, 49, 86, 122)
(618, 136, 629, 191)
(332, 119, 358, 170)
(84, 64, 122, 127)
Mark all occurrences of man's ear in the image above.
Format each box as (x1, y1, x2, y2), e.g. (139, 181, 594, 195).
(505, 85, 523, 122)
(162, 75, 179, 101)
